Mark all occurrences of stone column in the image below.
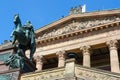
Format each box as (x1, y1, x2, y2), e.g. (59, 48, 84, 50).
(35, 55, 43, 71)
(80, 46, 91, 67)
(106, 40, 120, 73)
(56, 50, 66, 67)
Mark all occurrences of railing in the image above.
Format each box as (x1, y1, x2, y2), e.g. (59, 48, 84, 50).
(21, 60, 120, 80)
(21, 67, 65, 80)
(75, 64, 120, 80)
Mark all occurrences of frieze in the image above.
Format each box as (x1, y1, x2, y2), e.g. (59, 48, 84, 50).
(106, 30, 120, 37)
(75, 66, 120, 80)
(38, 16, 120, 40)
(21, 68, 65, 80)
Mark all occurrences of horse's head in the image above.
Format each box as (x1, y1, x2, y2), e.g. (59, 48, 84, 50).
(14, 14, 22, 27)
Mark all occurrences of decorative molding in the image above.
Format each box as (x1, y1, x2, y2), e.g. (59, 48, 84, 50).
(106, 40, 118, 50)
(21, 64, 120, 80)
(106, 30, 119, 37)
(80, 46, 91, 55)
(36, 21, 120, 45)
(75, 66, 120, 80)
(38, 16, 120, 40)
(21, 68, 65, 80)
(69, 5, 83, 15)
(35, 55, 43, 62)
(56, 50, 66, 59)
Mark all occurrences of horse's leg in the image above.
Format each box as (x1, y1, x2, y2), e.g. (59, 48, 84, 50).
(17, 44, 26, 57)
(30, 44, 36, 61)
(12, 34, 16, 45)
(30, 49, 35, 61)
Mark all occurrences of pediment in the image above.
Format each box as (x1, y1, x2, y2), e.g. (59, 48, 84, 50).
(36, 9, 120, 40)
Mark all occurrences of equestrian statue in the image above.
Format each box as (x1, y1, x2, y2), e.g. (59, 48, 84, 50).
(4, 14, 36, 69)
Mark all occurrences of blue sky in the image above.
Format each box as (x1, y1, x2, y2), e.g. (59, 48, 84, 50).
(0, 0, 120, 44)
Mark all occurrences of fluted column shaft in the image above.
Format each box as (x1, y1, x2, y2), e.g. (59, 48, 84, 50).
(106, 40, 120, 73)
(80, 46, 91, 67)
(56, 50, 66, 67)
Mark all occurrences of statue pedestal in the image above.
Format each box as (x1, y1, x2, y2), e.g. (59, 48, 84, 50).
(0, 57, 36, 80)
(4, 48, 37, 73)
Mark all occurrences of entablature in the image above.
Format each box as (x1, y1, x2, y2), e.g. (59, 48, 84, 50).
(36, 21, 120, 47)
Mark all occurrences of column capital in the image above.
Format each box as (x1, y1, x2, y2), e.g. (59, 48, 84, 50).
(80, 46, 91, 55)
(80, 45, 91, 67)
(35, 55, 43, 62)
(56, 50, 66, 58)
(106, 40, 118, 50)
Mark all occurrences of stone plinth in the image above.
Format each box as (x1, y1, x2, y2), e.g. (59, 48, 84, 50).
(65, 58, 76, 80)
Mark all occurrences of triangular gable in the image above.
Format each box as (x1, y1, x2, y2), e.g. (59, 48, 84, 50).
(36, 9, 120, 40)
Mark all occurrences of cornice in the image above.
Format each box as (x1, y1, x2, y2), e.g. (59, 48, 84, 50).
(36, 21, 120, 45)
(35, 9, 120, 35)
(0, 43, 14, 52)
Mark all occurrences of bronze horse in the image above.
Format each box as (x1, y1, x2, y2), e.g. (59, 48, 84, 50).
(11, 14, 36, 61)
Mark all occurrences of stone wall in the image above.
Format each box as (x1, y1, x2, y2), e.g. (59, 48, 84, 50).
(21, 59, 120, 80)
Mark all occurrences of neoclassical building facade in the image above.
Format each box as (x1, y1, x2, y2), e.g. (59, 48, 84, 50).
(1, 8, 120, 80)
